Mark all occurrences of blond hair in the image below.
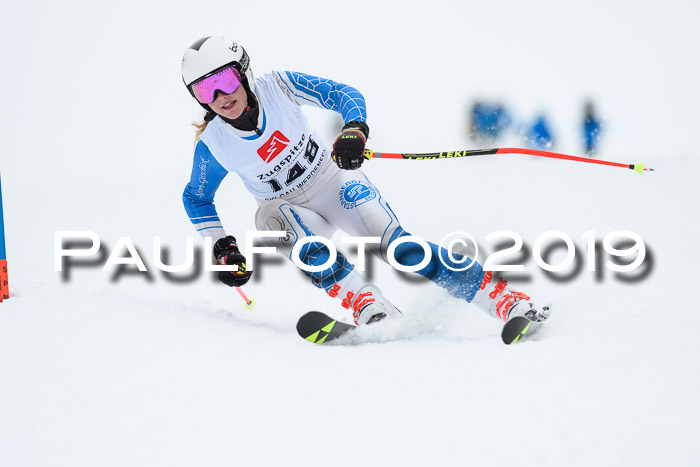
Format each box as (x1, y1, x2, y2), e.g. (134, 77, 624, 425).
(192, 119, 209, 145)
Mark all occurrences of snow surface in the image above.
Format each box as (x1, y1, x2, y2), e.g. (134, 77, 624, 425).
(1, 0, 699, 466)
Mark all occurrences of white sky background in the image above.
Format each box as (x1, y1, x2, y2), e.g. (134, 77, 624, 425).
(1, 0, 699, 182)
(1, 2, 699, 466)
(1, 0, 697, 264)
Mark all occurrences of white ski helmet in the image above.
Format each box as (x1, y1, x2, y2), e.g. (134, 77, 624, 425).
(182, 35, 255, 98)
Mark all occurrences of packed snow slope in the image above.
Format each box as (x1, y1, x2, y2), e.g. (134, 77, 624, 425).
(1, 1, 699, 466)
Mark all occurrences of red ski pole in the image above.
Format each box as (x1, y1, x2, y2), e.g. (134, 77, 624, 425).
(364, 147, 654, 174)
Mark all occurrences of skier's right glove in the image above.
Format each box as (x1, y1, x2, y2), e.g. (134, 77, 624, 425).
(332, 121, 370, 170)
(213, 236, 252, 287)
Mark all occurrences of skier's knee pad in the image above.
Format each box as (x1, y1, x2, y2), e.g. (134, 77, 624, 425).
(253, 200, 302, 256)
(255, 199, 291, 234)
(254, 200, 353, 291)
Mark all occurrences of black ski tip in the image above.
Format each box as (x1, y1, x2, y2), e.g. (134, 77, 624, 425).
(296, 311, 356, 345)
(501, 316, 532, 345)
(296, 311, 334, 337)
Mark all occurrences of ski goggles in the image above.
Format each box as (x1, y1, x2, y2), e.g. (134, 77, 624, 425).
(190, 66, 242, 104)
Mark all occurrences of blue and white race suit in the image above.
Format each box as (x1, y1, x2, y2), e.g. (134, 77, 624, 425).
(183, 71, 485, 303)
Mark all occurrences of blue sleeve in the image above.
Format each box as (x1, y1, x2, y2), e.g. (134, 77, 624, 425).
(182, 140, 228, 238)
(274, 71, 367, 125)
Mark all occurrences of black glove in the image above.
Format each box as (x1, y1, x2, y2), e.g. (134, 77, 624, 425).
(332, 121, 370, 170)
(213, 236, 252, 287)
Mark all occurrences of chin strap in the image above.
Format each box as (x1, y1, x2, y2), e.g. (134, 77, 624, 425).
(221, 98, 259, 131)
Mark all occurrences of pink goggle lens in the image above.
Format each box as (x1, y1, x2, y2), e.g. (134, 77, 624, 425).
(191, 67, 242, 104)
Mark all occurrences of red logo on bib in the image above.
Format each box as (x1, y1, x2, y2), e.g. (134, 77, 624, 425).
(257, 131, 290, 163)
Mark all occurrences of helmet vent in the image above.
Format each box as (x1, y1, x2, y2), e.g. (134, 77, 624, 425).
(188, 36, 211, 51)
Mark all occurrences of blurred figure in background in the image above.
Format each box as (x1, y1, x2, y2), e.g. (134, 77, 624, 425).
(468, 99, 605, 156)
(524, 114, 554, 150)
(582, 101, 602, 156)
(469, 101, 555, 150)
(469, 101, 511, 143)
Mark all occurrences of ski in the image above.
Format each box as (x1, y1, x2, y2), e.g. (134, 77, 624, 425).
(296, 311, 356, 344)
(299, 308, 551, 345)
(501, 305, 552, 344)
(501, 317, 535, 344)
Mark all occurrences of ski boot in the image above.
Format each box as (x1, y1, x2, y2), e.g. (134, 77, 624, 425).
(471, 272, 551, 343)
(295, 284, 401, 345)
(351, 285, 401, 325)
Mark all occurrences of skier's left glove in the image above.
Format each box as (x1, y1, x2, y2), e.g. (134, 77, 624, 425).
(332, 121, 370, 170)
(213, 236, 252, 287)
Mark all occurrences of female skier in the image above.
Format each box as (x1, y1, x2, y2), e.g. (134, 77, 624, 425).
(181, 36, 550, 340)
